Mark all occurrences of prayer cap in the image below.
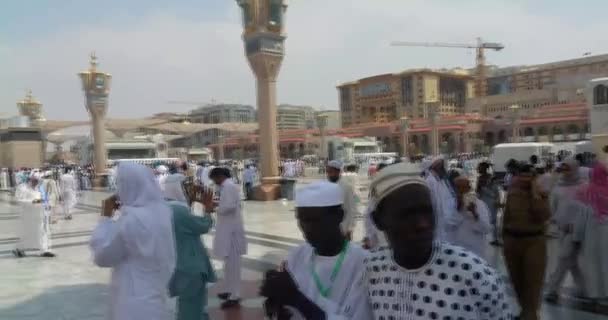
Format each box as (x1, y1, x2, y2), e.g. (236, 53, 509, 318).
(370, 163, 428, 203)
(295, 181, 344, 207)
(327, 160, 343, 170)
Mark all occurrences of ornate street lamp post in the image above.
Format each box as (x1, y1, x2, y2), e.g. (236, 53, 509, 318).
(236, 0, 287, 200)
(78, 53, 111, 187)
(317, 114, 328, 159)
(217, 133, 225, 161)
(430, 103, 440, 156)
(510, 104, 521, 143)
(399, 116, 410, 159)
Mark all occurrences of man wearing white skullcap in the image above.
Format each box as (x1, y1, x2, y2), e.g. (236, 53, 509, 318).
(365, 163, 516, 320)
(261, 181, 372, 320)
(326, 160, 359, 238)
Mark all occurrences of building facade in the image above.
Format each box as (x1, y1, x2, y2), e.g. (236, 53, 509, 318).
(469, 54, 608, 118)
(189, 104, 256, 124)
(338, 69, 475, 128)
(276, 104, 316, 130)
(316, 110, 341, 129)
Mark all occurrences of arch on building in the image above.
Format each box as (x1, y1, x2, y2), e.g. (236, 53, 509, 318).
(421, 134, 430, 154)
(441, 132, 454, 154)
(327, 141, 336, 160)
(485, 132, 495, 146)
(288, 143, 296, 158)
(567, 124, 580, 134)
(524, 127, 535, 137)
(537, 126, 548, 136)
(383, 137, 391, 152)
(298, 143, 305, 156)
(552, 126, 563, 135)
(498, 130, 507, 143)
(392, 136, 401, 154)
(594, 84, 608, 105)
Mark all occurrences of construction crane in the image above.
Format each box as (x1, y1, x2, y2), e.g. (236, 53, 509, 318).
(390, 38, 504, 97)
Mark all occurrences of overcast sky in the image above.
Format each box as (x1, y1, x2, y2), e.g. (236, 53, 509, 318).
(2, 0, 608, 120)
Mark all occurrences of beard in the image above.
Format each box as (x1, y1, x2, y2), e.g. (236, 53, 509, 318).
(328, 176, 340, 183)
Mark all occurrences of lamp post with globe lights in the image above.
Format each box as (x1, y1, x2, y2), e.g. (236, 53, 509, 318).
(78, 53, 111, 187)
(236, 0, 287, 200)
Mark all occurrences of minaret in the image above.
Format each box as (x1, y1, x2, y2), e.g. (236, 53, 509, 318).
(236, 0, 287, 200)
(79, 52, 112, 187)
(17, 89, 45, 125)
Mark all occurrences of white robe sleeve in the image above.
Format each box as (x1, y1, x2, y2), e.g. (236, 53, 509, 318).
(89, 217, 127, 267)
(339, 180, 358, 234)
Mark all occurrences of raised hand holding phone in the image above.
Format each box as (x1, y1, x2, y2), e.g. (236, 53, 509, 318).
(102, 194, 119, 217)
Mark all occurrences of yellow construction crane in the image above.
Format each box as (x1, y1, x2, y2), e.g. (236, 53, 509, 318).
(390, 38, 504, 97)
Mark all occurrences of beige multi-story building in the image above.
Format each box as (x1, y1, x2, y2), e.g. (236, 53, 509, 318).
(316, 110, 341, 129)
(338, 69, 475, 128)
(276, 104, 316, 130)
(469, 54, 608, 118)
(189, 104, 256, 124)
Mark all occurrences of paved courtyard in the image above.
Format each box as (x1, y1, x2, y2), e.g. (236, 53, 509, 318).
(0, 181, 606, 319)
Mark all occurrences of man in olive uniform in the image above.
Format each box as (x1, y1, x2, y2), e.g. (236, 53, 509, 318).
(502, 164, 551, 320)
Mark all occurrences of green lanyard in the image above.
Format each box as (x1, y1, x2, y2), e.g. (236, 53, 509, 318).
(310, 241, 349, 298)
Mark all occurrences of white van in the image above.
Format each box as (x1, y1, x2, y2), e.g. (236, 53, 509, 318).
(490, 143, 554, 174)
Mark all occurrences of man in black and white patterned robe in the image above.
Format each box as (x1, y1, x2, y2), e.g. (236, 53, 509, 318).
(365, 163, 517, 320)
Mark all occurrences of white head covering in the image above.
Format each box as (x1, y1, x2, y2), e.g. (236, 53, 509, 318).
(296, 181, 344, 207)
(327, 160, 343, 171)
(371, 163, 429, 203)
(116, 163, 176, 286)
(156, 165, 168, 174)
(163, 173, 187, 203)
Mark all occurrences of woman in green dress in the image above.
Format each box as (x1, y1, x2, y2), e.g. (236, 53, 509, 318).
(164, 174, 216, 320)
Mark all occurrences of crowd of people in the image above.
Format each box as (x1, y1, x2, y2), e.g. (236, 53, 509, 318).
(5, 149, 608, 320)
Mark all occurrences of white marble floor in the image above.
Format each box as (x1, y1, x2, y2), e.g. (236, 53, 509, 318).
(0, 185, 606, 320)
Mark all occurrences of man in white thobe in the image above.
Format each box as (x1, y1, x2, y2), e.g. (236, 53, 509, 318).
(425, 157, 457, 241)
(12, 176, 55, 258)
(156, 165, 169, 191)
(261, 181, 372, 319)
(545, 158, 586, 302)
(41, 171, 60, 224)
(445, 176, 492, 259)
(60, 168, 78, 220)
(204, 167, 247, 309)
(0, 168, 8, 191)
(326, 160, 358, 239)
(242, 165, 256, 200)
(90, 162, 176, 320)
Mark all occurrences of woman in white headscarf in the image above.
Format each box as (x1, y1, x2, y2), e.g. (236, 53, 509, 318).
(90, 162, 176, 320)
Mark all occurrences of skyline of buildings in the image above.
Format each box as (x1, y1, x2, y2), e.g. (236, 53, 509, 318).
(2, 51, 606, 166)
